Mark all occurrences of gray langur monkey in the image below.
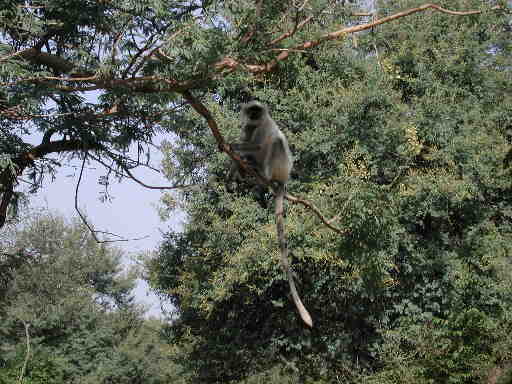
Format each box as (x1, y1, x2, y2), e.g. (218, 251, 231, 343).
(228, 101, 313, 328)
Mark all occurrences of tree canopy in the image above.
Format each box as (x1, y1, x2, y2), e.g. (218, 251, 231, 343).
(0, 0, 505, 230)
(0, 211, 181, 383)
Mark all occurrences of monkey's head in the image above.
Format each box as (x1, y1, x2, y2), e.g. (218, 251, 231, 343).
(243, 100, 267, 121)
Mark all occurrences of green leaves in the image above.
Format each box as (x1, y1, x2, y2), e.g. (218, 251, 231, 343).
(0, 211, 181, 383)
(1, 0, 512, 381)
(144, 0, 512, 382)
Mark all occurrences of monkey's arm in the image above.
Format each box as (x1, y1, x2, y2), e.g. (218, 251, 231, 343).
(230, 143, 262, 152)
(226, 143, 261, 182)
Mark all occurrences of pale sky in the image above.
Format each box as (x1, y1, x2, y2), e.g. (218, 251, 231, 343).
(16, 88, 181, 317)
(28, 134, 181, 318)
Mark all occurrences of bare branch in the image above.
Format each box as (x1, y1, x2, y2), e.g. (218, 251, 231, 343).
(121, 166, 201, 191)
(75, 155, 101, 243)
(122, 36, 159, 78)
(285, 193, 347, 235)
(98, 152, 201, 191)
(269, 15, 314, 46)
(1, 74, 197, 94)
(74, 154, 149, 243)
(17, 321, 30, 384)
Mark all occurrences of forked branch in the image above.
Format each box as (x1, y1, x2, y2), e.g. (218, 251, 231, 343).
(216, 3, 504, 74)
(2, 4, 501, 93)
(0, 139, 99, 229)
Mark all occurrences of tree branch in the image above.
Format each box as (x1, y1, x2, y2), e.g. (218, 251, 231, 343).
(216, 3, 503, 74)
(93, 151, 200, 191)
(74, 154, 149, 243)
(0, 139, 100, 230)
(269, 14, 314, 46)
(0, 4, 503, 93)
(0, 3, 503, 231)
(285, 193, 346, 235)
(180, 90, 269, 185)
(0, 182, 14, 229)
(17, 321, 30, 384)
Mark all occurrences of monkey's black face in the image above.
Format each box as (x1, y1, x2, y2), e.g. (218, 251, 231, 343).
(246, 105, 263, 120)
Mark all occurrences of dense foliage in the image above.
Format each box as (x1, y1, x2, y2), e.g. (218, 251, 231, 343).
(0, 212, 182, 383)
(2, 0, 512, 382)
(147, 0, 512, 383)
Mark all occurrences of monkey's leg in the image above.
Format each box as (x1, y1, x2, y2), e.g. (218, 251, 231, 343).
(225, 160, 241, 193)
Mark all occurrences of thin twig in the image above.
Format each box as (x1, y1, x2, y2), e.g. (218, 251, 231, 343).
(74, 154, 149, 243)
(122, 36, 157, 78)
(75, 154, 100, 242)
(269, 15, 314, 45)
(17, 321, 30, 384)
(285, 193, 346, 235)
(103, 154, 201, 190)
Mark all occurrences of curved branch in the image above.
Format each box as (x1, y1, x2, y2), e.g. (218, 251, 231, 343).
(74, 154, 149, 243)
(269, 14, 314, 46)
(180, 90, 268, 185)
(285, 193, 346, 235)
(216, 3, 503, 74)
(93, 152, 200, 190)
(0, 139, 100, 230)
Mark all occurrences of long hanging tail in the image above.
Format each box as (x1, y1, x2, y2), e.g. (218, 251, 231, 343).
(275, 184, 313, 328)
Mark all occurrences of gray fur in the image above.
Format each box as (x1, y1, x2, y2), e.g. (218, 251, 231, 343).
(228, 101, 312, 327)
